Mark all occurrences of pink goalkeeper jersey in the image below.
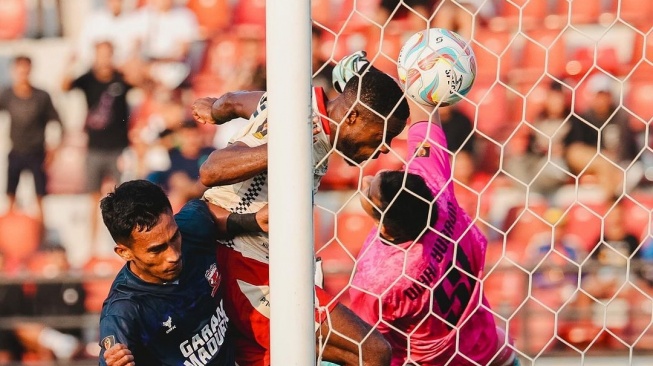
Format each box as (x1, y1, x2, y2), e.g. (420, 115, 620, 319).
(350, 121, 499, 366)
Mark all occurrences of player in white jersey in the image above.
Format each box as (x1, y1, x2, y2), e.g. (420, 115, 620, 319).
(191, 60, 410, 366)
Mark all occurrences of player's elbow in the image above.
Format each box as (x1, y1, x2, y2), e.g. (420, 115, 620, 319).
(199, 162, 223, 187)
(361, 330, 391, 366)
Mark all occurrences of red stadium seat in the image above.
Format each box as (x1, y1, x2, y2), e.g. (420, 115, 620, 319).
(186, 0, 231, 39)
(0, 0, 27, 40)
(456, 80, 512, 140)
(471, 28, 513, 82)
(232, 0, 266, 36)
(0, 212, 42, 273)
(555, 0, 603, 25)
(618, 0, 653, 32)
(516, 29, 567, 83)
(625, 81, 653, 132)
(493, 0, 549, 30)
(319, 153, 359, 191)
(81, 256, 125, 313)
(563, 203, 606, 251)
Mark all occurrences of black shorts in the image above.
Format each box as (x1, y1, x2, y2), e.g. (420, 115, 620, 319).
(6, 150, 47, 196)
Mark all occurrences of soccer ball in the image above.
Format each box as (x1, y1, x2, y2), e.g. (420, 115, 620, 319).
(397, 28, 476, 107)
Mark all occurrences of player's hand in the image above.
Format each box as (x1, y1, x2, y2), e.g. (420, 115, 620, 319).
(332, 50, 371, 93)
(103, 344, 135, 366)
(191, 97, 219, 125)
(256, 205, 269, 233)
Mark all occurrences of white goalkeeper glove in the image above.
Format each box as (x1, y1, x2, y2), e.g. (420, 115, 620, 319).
(332, 50, 371, 93)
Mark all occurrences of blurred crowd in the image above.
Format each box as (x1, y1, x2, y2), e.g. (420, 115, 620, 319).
(0, 0, 653, 363)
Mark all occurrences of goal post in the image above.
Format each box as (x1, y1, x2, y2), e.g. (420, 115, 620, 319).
(267, 0, 315, 365)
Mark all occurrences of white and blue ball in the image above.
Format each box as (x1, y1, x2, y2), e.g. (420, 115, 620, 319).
(397, 28, 477, 107)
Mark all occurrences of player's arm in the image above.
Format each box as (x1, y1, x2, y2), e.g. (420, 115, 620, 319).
(199, 141, 268, 186)
(206, 202, 269, 238)
(318, 303, 391, 366)
(191, 91, 264, 125)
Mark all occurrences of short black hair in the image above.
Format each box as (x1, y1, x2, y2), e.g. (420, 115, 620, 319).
(377, 171, 435, 241)
(343, 69, 410, 140)
(13, 55, 31, 65)
(100, 180, 172, 246)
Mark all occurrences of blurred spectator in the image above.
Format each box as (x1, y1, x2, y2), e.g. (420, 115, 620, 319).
(440, 104, 475, 155)
(375, 0, 435, 32)
(61, 41, 132, 253)
(73, 0, 138, 71)
(148, 120, 214, 212)
(523, 207, 586, 352)
(130, 0, 201, 92)
(15, 245, 86, 362)
(505, 81, 572, 199)
(118, 127, 171, 182)
(434, 0, 494, 40)
(221, 32, 267, 92)
(312, 26, 336, 98)
(563, 74, 641, 197)
(0, 55, 63, 224)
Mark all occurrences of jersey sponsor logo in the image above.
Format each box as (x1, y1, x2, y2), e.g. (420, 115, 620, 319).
(180, 299, 229, 366)
(237, 279, 270, 319)
(101, 335, 116, 350)
(416, 142, 431, 157)
(163, 316, 176, 334)
(204, 263, 221, 297)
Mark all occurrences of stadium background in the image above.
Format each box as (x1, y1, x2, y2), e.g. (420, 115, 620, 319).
(0, 0, 652, 364)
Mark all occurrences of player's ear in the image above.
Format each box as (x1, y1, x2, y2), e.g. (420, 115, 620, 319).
(345, 110, 359, 125)
(114, 244, 133, 261)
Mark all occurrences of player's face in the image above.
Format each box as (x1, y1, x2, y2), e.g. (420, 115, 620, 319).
(360, 173, 385, 221)
(120, 212, 183, 284)
(338, 119, 391, 165)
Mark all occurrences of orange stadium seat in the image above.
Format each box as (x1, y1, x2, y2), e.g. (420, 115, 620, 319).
(516, 29, 567, 84)
(493, 0, 549, 30)
(0, 212, 42, 273)
(319, 154, 359, 190)
(81, 256, 125, 313)
(186, 0, 231, 39)
(0, 0, 27, 40)
(555, 0, 603, 25)
(471, 28, 514, 82)
(618, 0, 653, 32)
(625, 81, 653, 131)
(456, 80, 511, 140)
(232, 0, 266, 36)
(563, 203, 606, 251)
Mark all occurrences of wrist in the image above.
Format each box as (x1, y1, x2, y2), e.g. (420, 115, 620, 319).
(226, 213, 263, 235)
(210, 98, 221, 124)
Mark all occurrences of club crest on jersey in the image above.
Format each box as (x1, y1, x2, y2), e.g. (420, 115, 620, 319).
(205, 263, 221, 297)
(416, 143, 431, 158)
(101, 335, 115, 350)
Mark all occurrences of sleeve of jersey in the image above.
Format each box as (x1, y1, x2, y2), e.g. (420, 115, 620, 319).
(405, 122, 452, 193)
(231, 93, 269, 148)
(174, 199, 216, 253)
(98, 311, 142, 365)
(348, 289, 389, 334)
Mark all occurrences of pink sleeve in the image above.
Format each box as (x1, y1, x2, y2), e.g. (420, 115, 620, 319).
(405, 122, 452, 194)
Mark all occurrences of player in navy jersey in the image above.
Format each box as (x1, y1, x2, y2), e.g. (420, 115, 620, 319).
(98, 180, 266, 366)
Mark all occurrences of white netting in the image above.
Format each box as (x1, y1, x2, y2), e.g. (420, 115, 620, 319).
(312, 0, 653, 364)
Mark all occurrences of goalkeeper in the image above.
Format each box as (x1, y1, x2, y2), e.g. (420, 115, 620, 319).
(349, 109, 519, 365)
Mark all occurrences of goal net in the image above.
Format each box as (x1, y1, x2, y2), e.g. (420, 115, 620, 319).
(309, 0, 653, 364)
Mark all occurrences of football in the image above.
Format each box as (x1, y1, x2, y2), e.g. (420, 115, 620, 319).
(397, 28, 477, 107)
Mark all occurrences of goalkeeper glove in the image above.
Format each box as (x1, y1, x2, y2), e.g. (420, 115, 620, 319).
(331, 50, 371, 93)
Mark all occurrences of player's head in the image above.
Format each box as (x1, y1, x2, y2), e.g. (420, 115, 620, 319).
(360, 170, 435, 242)
(101, 180, 182, 284)
(11, 55, 32, 85)
(333, 70, 410, 164)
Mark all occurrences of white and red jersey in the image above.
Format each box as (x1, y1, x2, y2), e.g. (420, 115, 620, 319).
(350, 122, 501, 366)
(203, 88, 335, 366)
(203, 88, 332, 263)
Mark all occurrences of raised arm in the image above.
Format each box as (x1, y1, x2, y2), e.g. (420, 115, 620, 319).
(199, 142, 268, 186)
(191, 91, 265, 125)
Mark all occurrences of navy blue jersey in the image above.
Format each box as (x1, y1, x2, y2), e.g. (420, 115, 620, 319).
(98, 200, 234, 366)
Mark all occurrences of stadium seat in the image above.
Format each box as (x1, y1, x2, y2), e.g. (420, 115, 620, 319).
(471, 28, 513, 82)
(81, 256, 125, 313)
(319, 153, 359, 191)
(456, 80, 511, 140)
(0, 212, 42, 273)
(312, 0, 334, 29)
(618, 0, 653, 32)
(555, 0, 603, 25)
(503, 204, 550, 257)
(0, 0, 27, 40)
(516, 29, 567, 84)
(563, 203, 606, 251)
(231, 0, 266, 36)
(625, 81, 653, 130)
(492, 0, 549, 30)
(186, 0, 231, 39)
